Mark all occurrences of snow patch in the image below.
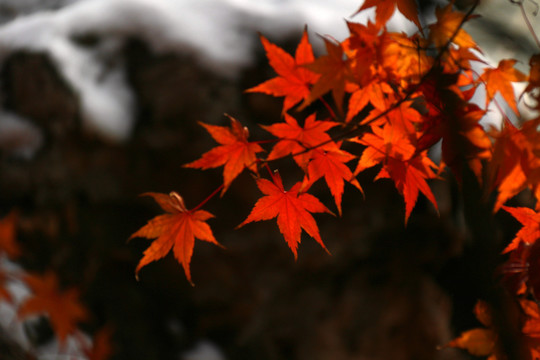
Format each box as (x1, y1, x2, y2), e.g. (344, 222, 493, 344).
(0, 0, 362, 142)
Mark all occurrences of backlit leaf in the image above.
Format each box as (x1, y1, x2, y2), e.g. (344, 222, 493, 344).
(246, 30, 319, 114)
(184, 115, 264, 194)
(428, 4, 478, 49)
(354, 0, 422, 30)
(262, 113, 338, 169)
(306, 145, 363, 215)
(480, 59, 527, 114)
(129, 192, 221, 285)
(502, 206, 540, 254)
(237, 171, 333, 259)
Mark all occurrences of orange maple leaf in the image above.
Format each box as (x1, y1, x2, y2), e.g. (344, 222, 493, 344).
(446, 328, 498, 357)
(129, 192, 221, 285)
(381, 32, 433, 84)
(521, 298, 540, 336)
(301, 37, 350, 111)
(428, 3, 478, 50)
(306, 145, 363, 215)
(18, 271, 88, 344)
(480, 59, 527, 114)
(237, 171, 333, 259)
(501, 206, 540, 254)
(342, 21, 380, 86)
(354, 0, 422, 30)
(418, 82, 491, 181)
(262, 113, 338, 169)
(488, 119, 535, 211)
(246, 29, 319, 114)
(444, 300, 500, 358)
(415, 69, 492, 180)
(346, 80, 393, 122)
(184, 115, 264, 194)
(443, 47, 485, 87)
(0, 210, 20, 259)
(355, 124, 438, 222)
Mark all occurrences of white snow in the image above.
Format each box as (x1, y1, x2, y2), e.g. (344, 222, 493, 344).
(0, 0, 523, 147)
(0, 0, 364, 142)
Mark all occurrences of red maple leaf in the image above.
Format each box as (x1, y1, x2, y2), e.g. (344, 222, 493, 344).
(18, 271, 88, 344)
(129, 192, 221, 285)
(237, 171, 333, 259)
(262, 113, 338, 169)
(306, 145, 363, 215)
(246, 29, 319, 114)
(381, 32, 433, 83)
(354, 0, 422, 30)
(342, 21, 380, 87)
(184, 115, 264, 194)
(416, 77, 491, 181)
(300, 37, 351, 111)
(502, 206, 540, 254)
(355, 124, 438, 222)
(488, 119, 535, 211)
(499, 233, 540, 300)
(480, 59, 527, 114)
(428, 3, 478, 49)
(346, 80, 393, 122)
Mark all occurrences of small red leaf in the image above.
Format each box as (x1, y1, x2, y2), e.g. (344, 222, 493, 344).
(237, 171, 333, 259)
(184, 115, 264, 194)
(130, 192, 221, 285)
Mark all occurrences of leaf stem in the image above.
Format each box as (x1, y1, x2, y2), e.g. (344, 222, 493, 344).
(319, 96, 338, 121)
(263, 162, 277, 183)
(191, 183, 224, 212)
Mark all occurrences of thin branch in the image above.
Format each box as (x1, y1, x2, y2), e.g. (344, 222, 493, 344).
(191, 183, 224, 211)
(517, 0, 540, 48)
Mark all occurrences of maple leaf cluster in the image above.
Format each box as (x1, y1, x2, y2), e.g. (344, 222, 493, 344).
(131, 0, 531, 279)
(130, 1, 540, 356)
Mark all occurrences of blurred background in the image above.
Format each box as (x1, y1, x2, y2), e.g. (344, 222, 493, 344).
(0, 0, 537, 359)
